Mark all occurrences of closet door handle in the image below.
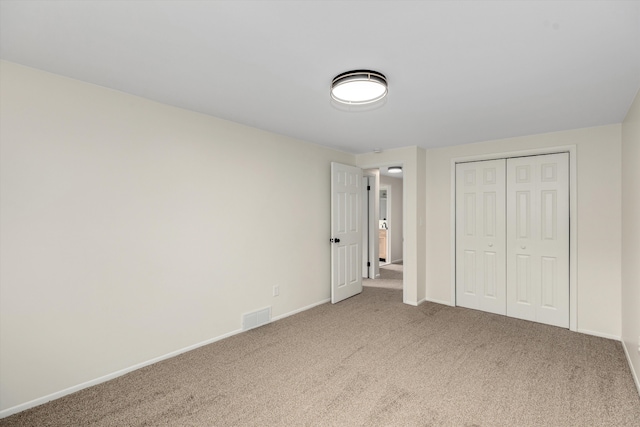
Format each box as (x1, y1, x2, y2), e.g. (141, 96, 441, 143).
(488, 243, 493, 247)
(521, 245, 526, 249)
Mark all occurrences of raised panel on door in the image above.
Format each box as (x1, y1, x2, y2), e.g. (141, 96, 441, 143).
(506, 153, 569, 328)
(456, 159, 506, 315)
(463, 250, 476, 296)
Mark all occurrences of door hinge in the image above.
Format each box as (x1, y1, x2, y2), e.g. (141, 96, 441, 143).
(367, 262, 371, 267)
(367, 185, 371, 191)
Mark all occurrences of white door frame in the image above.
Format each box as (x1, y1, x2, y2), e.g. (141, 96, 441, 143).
(450, 145, 578, 332)
(380, 184, 391, 265)
(362, 175, 376, 279)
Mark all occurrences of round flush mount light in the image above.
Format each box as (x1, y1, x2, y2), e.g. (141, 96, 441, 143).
(331, 70, 387, 105)
(388, 166, 402, 173)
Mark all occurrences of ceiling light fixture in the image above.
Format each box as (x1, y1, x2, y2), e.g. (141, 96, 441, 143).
(331, 70, 387, 105)
(388, 166, 402, 173)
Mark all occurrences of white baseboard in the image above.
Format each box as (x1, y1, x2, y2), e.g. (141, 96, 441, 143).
(391, 258, 403, 264)
(425, 297, 455, 307)
(272, 298, 330, 322)
(622, 340, 640, 397)
(577, 328, 621, 341)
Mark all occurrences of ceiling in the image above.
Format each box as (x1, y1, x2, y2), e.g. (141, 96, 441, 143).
(1, 1, 639, 154)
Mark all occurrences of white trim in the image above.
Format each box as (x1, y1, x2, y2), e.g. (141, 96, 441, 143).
(569, 149, 578, 331)
(450, 160, 457, 307)
(405, 299, 420, 306)
(0, 327, 243, 419)
(577, 328, 621, 341)
(380, 184, 391, 264)
(425, 297, 455, 307)
(622, 340, 640, 397)
(362, 175, 376, 279)
(450, 145, 578, 331)
(391, 258, 403, 264)
(271, 298, 330, 322)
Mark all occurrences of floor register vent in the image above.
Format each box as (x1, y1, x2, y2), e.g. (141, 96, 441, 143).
(242, 307, 272, 331)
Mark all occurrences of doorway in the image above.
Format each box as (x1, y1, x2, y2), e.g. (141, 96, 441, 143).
(362, 165, 404, 290)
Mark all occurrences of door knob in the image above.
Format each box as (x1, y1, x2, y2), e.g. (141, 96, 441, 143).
(330, 238, 341, 243)
(488, 243, 493, 247)
(521, 245, 526, 249)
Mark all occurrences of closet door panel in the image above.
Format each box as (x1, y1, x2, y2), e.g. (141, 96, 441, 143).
(506, 153, 569, 328)
(456, 160, 506, 315)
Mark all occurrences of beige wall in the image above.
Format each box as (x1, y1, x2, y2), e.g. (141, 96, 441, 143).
(622, 88, 640, 392)
(0, 61, 355, 413)
(380, 174, 403, 263)
(425, 125, 622, 339)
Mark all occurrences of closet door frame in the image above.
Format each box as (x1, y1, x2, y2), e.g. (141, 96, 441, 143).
(450, 145, 578, 332)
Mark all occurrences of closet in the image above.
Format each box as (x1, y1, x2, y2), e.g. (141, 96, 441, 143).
(455, 153, 569, 328)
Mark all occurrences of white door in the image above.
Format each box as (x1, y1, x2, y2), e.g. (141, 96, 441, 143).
(361, 176, 374, 279)
(331, 162, 363, 303)
(456, 159, 507, 315)
(506, 153, 569, 328)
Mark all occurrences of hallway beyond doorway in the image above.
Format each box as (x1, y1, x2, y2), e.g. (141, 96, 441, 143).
(363, 261, 403, 290)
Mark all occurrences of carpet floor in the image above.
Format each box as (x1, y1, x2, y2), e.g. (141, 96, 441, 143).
(2, 287, 639, 426)
(363, 262, 403, 289)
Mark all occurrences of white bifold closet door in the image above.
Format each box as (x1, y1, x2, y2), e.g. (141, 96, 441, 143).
(456, 153, 569, 328)
(506, 153, 569, 328)
(455, 159, 507, 315)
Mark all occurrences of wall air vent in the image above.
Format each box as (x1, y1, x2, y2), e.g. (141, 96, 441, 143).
(242, 307, 272, 331)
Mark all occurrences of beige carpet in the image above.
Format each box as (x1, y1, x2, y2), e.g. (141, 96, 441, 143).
(364, 262, 403, 289)
(2, 287, 639, 426)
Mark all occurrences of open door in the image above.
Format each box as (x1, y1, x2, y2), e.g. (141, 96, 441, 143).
(331, 162, 363, 303)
